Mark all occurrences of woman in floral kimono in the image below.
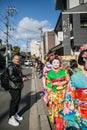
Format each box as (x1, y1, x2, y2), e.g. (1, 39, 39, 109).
(42, 60, 52, 103)
(46, 56, 69, 130)
(64, 50, 87, 130)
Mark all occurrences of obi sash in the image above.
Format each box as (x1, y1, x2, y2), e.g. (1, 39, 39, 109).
(75, 88, 87, 101)
(52, 77, 66, 83)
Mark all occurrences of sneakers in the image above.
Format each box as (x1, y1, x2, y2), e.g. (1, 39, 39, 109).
(14, 113, 23, 121)
(8, 116, 19, 126)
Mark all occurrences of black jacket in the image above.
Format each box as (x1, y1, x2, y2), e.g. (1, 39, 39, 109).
(8, 62, 24, 89)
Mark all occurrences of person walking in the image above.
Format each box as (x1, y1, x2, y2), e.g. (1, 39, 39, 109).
(8, 55, 27, 126)
(68, 59, 81, 77)
(46, 56, 69, 130)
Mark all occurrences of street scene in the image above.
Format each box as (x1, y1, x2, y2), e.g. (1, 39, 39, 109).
(0, 0, 87, 130)
(0, 67, 32, 130)
(0, 67, 51, 130)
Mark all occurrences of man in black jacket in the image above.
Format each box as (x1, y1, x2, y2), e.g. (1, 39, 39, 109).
(8, 55, 27, 126)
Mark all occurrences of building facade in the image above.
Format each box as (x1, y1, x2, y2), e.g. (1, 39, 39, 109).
(30, 40, 41, 58)
(54, 0, 87, 55)
(44, 31, 57, 55)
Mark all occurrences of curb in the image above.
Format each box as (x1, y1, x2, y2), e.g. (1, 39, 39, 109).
(29, 78, 39, 130)
(29, 75, 51, 130)
(36, 78, 51, 130)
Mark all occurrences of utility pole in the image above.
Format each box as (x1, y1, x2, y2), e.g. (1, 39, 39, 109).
(26, 40, 29, 60)
(38, 27, 44, 62)
(5, 7, 16, 67)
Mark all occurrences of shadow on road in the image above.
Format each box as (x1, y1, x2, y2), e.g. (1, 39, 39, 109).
(0, 90, 42, 124)
(19, 91, 42, 116)
(0, 110, 9, 123)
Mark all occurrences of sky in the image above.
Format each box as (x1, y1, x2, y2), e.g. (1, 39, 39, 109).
(0, 0, 60, 51)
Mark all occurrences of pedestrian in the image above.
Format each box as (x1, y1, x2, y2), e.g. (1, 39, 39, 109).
(42, 60, 52, 104)
(8, 55, 27, 126)
(64, 49, 87, 129)
(46, 56, 69, 130)
(68, 59, 81, 77)
(79, 43, 87, 52)
(37, 60, 44, 79)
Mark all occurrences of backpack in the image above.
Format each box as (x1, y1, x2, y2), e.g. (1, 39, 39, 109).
(1, 68, 9, 91)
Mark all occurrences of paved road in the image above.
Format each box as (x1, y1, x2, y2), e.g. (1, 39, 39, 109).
(0, 67, 33, 130)
(0, 67, 56, 130)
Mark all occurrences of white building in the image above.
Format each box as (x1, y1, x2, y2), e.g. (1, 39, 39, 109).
(30, 40, 40, 57)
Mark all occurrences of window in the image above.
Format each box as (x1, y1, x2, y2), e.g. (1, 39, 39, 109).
(79, 0, 84, 4)
(80, 13, 87, 28)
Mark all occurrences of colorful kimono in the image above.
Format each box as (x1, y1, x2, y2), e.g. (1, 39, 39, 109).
(64, 71, 87, 130)
(46, 68, 69, 123)
(42, 64, 52, 103)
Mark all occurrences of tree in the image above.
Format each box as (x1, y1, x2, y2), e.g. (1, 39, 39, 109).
(0, 53, 5, 70)
(12, 46, 20, 56)
(20, 51, 26, 58)
(0, 39, 2, 46)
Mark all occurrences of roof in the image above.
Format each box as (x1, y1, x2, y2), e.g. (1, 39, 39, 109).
(48, 43, 63, 54)
(64, 2, 87, 12)
(54, 12, 62, 32)
(56, 0, 66, 10)
(54, 3, 87, 32)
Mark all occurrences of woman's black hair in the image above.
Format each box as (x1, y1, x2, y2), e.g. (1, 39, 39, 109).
(51, 55, 61, 64)
(70, 59, 78, 69)
(78, 50, 87, 66)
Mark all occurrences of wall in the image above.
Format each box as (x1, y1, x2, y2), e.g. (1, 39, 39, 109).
(44, 31, 55, 54)
(73, 14, 87, 46)
(62, 14, 71, 55)
(68, 0, 79, 9)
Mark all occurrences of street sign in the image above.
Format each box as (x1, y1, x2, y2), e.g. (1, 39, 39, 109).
(58, 31, 63, 41)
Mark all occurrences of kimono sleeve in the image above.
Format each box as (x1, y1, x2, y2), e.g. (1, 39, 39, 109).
(69, 75, 76, 88)
(46, 71, 52, 89)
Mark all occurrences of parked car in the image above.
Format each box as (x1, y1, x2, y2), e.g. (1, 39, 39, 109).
(24, 60, 34, 67)
(24, 60, 29, 66)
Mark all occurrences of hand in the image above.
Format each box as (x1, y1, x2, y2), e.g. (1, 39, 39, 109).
(52, 82, 59, 86)
(82, 51, 87, 58)
(22, 77, 27, 81)
(47, 88, 52, 93)
(79, 44, 87, 52)
(52, 81, 67, 86)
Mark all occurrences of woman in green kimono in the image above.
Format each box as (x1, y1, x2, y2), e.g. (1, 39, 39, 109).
(46, 56, 69, 130)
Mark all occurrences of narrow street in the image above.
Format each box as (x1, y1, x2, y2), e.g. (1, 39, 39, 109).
(0, 67, 53, 130)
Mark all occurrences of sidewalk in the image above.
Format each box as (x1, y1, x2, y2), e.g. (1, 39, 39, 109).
(29, 76, 51, 130)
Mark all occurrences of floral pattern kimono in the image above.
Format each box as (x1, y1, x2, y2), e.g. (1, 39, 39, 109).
(64, 71, 87, 130)
(46, 68, 69, 123)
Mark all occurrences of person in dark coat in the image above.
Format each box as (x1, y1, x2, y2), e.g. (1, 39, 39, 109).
(8, 55, 27, 126)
